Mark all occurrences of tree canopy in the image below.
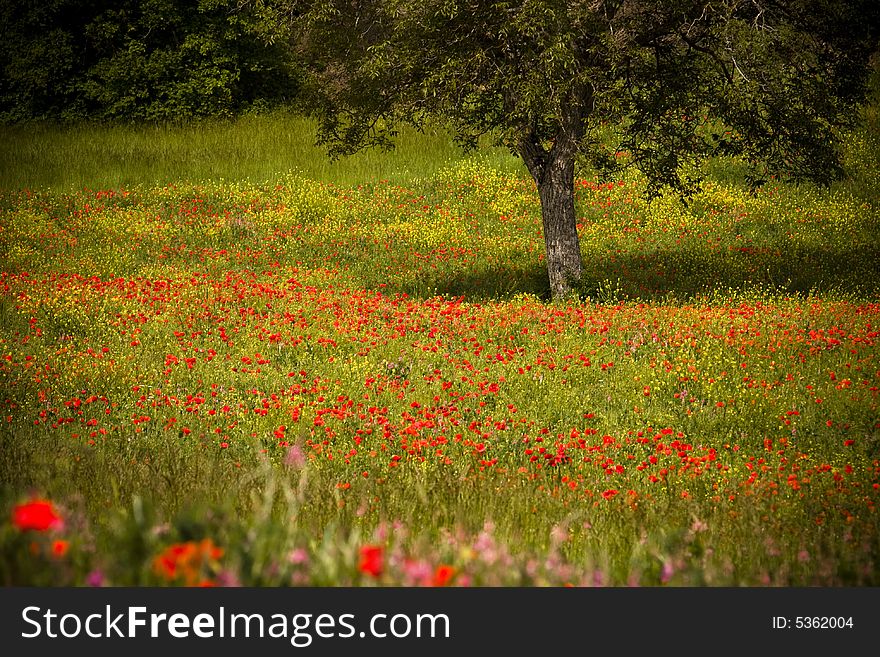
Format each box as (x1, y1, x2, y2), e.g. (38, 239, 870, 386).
(297, 0, 877, 188)
(292, 0, 878, 297)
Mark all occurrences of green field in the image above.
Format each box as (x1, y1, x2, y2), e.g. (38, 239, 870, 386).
(1, 115, 878, 586)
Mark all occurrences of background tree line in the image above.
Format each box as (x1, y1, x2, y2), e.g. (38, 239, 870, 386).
(0, 0, 298, 122)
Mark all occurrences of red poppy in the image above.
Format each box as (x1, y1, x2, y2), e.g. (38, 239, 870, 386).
(358, 545, 384, 577)
(432, 564, 455, 587)
(601, 489, 619, 500)
(12, 499, 62, 532)
(51, 540, 69, 558)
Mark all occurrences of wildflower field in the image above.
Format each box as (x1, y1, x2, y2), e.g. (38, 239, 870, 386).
(1, 118, 879, 587)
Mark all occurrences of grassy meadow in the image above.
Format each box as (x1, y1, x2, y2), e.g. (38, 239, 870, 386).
(1, 113, 879, 586)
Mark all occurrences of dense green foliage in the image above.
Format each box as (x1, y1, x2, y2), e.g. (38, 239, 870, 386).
(0, 0, 298, 122)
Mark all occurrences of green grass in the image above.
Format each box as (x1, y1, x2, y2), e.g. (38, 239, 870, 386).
(0, 111, 524, 192)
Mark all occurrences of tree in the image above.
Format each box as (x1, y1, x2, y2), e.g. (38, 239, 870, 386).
(79, 0, 299, 121)
(289, 0, 878, 299)
(0, 0, 95, 121)
(0, 0, 298, 122)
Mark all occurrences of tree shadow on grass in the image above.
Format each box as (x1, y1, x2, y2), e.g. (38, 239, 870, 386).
(579, 243, 880, 302)
(394, 243, 880, 302)
(398, 264, 552, 302)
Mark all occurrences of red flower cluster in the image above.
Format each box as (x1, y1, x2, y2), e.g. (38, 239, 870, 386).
(153, 538, 224, 586)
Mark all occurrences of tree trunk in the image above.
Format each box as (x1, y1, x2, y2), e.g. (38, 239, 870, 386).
(521, 147, 583, 300)
(519, 96, 587, 301)
(528, 153, 583, 300)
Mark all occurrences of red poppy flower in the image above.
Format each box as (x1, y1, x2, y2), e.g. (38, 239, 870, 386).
(12, 499, 62, 532)
(358, 545, 384, 577)
(51, 539, 69, 558)
(432, 564, 455, 587)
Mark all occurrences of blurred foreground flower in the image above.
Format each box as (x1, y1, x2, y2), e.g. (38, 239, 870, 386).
(153, 538, 224, 586)
(358, 545, 384, 577)
(50, 540, 69, 559)
(12, 499, 63, 532)
(432, 565, 456, 587)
